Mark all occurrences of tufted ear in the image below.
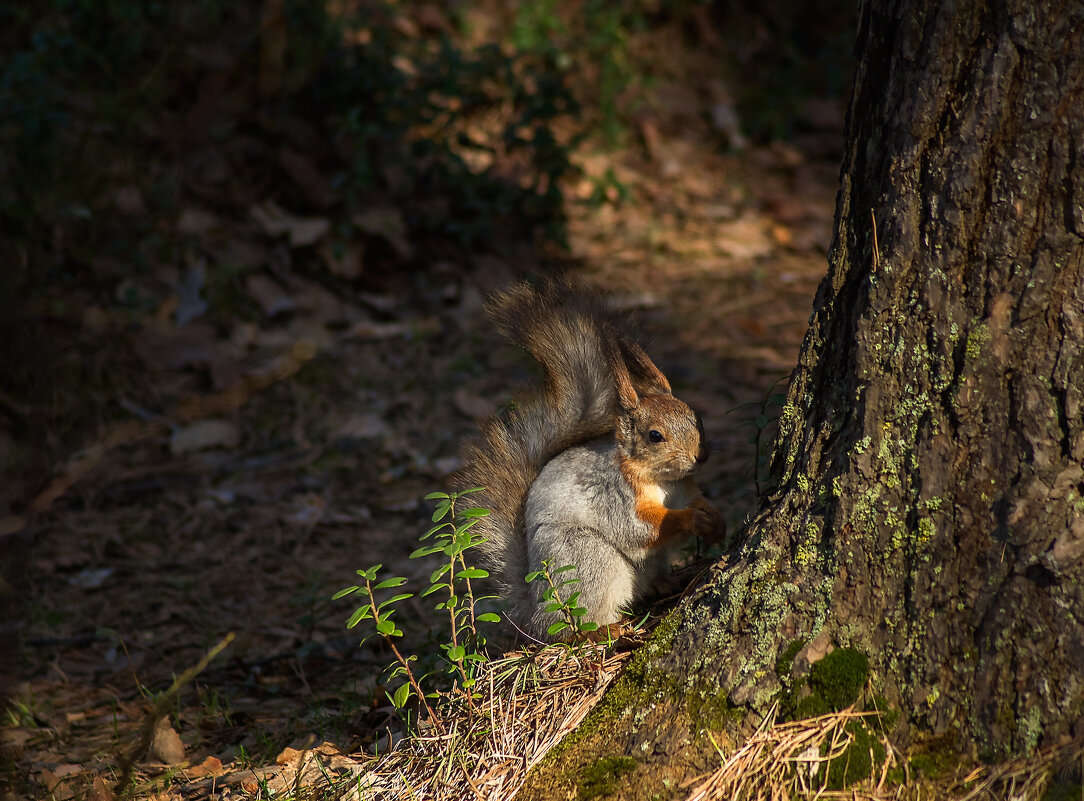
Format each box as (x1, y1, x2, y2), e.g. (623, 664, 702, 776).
(616, 335, 672, 397)
(603, 333, 642, 414)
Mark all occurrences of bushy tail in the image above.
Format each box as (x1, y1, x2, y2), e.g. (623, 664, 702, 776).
(457, 282, 634, 608)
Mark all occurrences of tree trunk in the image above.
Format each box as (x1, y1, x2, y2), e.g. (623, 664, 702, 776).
(520, 0, 1083, 796)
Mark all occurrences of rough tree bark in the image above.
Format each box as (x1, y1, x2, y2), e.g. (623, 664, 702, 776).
(520, 0, 1083, 796)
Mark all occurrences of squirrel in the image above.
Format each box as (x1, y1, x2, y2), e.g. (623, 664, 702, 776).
(458, 282, 725, 640)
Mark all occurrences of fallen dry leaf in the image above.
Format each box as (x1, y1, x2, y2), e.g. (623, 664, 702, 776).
(275, 746, 303, 765)
(319, 237, 364, 280)
(251, 201, 330, 248)
(86, 775, 115, 801)
(150, 718, 186, 765)
(714, 216, 776, 260)
(352, 205, 412, 260)
(246, 274, 297, 317)
(186, 755, 226, 778)
(341, 317, 440, 340)
(170, 419, 241, 455)
(40, 764, 83, 800)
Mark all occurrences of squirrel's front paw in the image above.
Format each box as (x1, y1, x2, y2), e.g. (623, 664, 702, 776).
(692, 499, 726, 545)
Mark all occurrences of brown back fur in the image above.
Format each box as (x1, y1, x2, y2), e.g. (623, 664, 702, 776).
(456, 282, 667, 602)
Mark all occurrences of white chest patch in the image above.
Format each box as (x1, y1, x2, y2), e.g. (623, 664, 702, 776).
(640, 482, 667, 507)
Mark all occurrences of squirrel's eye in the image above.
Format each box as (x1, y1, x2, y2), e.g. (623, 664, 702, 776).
(648, 430, 665, 443)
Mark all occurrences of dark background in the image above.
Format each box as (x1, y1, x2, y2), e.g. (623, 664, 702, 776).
(0, 0, 854, 794)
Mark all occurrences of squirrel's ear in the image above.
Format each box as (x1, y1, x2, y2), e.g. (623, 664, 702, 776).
(605, 334, 642, 412)
(617, 336, 672, 397)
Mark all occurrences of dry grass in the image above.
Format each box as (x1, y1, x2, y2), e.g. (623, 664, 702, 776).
(168, 639, 637, 800)
(685, 706, 890, 801)
(336, 641, 634, 800)
(163, 644, 1081, 801)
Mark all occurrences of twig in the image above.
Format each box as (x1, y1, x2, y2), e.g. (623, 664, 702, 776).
(113, 632, 236, 795)
(870, 209, 880, 273)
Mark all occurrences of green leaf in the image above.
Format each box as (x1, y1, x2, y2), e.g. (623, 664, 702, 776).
(376, 619, 396, 636)
(547, 621, 570, 636)
(454, 568, 488, 580)
(421, 583, 448, 597)
(579, 622, 599, 632)
(431, 501, 452, 523)
(453, 517, 483, 534)
(422, 521, 453, 540)
(524, 570, 543, 582)
(430, 563, 452, 583)
(754, 414, 769, 429)
(477, 612, 501, 623)
(457, 487, 485, 495)
(459, 507, 490, 518)
(374, 576, 408, 590)
(466, 532, 491, 548)
(544, 601, 563, 613)
(447, 645, 465, 661)
(332, 585, 359, 600)
(424, 491, 450, 501)
(346, 606, 372, 628)
(359, 565, 382, 579)
(553, 564, 577, 574)
(392, 682, 412, 709)
(410, 544, 444, 559)
(380, 593, 414, 607)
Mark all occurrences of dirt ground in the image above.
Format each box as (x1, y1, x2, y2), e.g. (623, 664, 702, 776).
(1, 12, 844, 797)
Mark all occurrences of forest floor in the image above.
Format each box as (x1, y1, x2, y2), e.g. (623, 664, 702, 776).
(2, 4, 847, 799)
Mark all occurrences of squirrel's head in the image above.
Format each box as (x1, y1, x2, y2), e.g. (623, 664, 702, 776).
(615, 394, 708, 481)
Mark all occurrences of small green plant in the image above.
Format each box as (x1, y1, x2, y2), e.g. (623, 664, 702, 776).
(412, 489, 501, 700)
(334, 488, 499, 729)
(526, 559, 599, 639)
(334, 564, 436, 724)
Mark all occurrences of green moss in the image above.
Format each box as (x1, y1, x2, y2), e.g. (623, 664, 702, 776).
(577, 756, 637, 799)
(687, 683, 743, 731)
(907, 733, 959, 779)
(775, 640, 805, 680)
(794, 693, 831, 719)
(823, 720, 885, 789)
(808, 649, 868, 712)
(864, 695, 899, 728)
(549, 612, 680, 756)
